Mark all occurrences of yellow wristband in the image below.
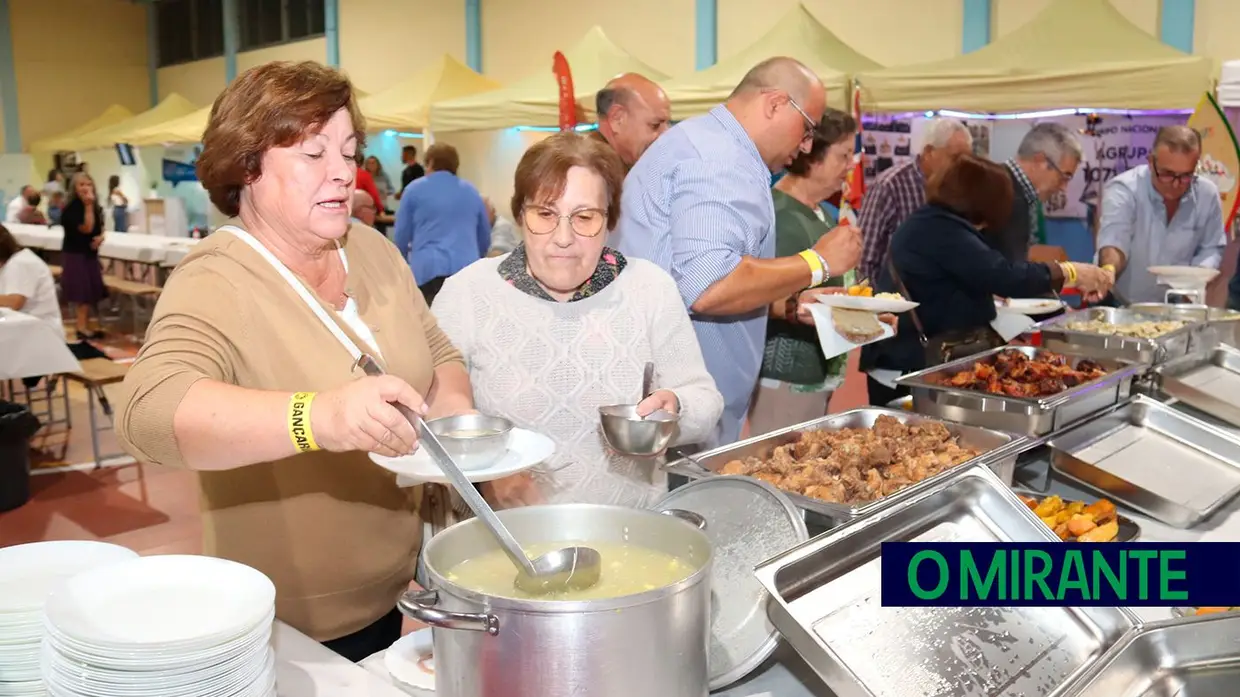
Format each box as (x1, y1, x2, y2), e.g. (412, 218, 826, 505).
(288, 392, 320, 453)
(799, 249, 825, 286)
(1102, 264, 1116, 274)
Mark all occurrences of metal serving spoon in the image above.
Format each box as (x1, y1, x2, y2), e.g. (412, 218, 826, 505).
(356, 355, 601, 594)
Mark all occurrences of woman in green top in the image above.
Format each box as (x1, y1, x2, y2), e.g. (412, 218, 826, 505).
(750, 108, 858, 437)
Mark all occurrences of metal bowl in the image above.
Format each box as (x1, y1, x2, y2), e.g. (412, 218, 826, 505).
(598, 405, 678, 456)
(425, 414, 514, 470)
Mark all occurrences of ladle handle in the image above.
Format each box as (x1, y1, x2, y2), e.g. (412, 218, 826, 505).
(355, 355, 540, 579)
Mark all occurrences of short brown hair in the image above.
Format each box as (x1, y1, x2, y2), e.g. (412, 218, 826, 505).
(511, 132, 625, 231)
(786, 108, 857, 177)
(926, 153, 1013, 231)
(197, 61, 365, 217)
(1153, 125, 1202, 154)
(0, 224, 21, 264)
(424, 144, 460, 175)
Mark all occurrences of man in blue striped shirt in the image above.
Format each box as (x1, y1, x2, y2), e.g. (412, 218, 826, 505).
(615, 57, 863, 447)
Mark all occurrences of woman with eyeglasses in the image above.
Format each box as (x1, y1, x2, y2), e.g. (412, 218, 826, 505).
(431, 132, 723, 509)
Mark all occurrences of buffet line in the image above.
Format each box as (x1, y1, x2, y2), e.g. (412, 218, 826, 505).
(10, 303, 1240, 697)
(655, 301, 1240, 697)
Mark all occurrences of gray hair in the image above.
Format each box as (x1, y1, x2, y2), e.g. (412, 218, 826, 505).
(917, 118, 971, 151)
(1017, 122, 1083, 164)
(595, 86, 626, 118)
(1153, 125, 1202, 154)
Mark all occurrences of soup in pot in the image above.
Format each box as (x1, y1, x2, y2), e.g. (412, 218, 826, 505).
(445, 541, 696, 601)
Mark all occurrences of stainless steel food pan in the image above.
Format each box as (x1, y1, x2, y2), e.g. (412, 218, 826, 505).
(1049, 395, 1240, 528)
(1062, 613, 1240, 697)
(665, 407, 1021, 526)
(898, 345, 1144, 436)
(1130, 303, 1240, 351)
(754, 463, 1139, 697)
(1038, 306, 1196, 364)
(1155, 344, 1240, 428)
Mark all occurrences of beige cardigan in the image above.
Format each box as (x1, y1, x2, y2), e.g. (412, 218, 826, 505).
(116, 225, 462, 641)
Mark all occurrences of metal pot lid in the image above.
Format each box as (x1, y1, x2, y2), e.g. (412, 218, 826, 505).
(654, 475, 809, 690)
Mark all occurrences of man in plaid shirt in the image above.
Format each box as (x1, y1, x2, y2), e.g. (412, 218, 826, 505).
(858, 118, 973, 281)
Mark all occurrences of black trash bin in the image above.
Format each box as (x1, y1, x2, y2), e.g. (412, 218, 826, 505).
(0, 401, 42, 512)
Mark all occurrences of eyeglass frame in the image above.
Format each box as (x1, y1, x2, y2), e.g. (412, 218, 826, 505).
(1150, 156, 1198, 186)
(521, 204, 609, 238)
(1043, 154, 1077, 184)
(767, 89, 816, 144)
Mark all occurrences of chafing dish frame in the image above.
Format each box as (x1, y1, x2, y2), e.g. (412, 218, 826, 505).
(753, 463, 1140, 697)
(664, 407, 1023, 526)
(1154, 343, 1240, 428)
(897, 345, 1145, 437)
(1048, 394, 1240, 529)
(1036, 306, 1198, 364)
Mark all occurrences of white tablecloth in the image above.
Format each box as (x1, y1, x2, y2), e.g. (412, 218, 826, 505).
(273, 621, 409, 697)
(7, 223, 198, 266)
(0, 309, 79, 380)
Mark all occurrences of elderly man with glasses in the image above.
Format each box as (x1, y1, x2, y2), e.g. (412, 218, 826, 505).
(1098, 125, 1225, 304)
(614, 57, 863, 447)
(993, 122, 1084, 266)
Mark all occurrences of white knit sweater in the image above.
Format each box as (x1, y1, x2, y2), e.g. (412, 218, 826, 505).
(432, 256, 724, 508)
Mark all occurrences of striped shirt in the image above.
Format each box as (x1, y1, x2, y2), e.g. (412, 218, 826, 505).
(857, 160, 925, 282)
(614, 105, 776, 447)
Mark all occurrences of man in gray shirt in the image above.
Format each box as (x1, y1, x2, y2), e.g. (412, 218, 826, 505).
(1097, 126, 1225, 303)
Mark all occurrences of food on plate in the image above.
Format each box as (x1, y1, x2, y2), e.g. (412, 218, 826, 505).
(832, 308, 886, 343)
(1017, 493, 1120, 542)
(1192, 607, 1239, 615)
(1063, 319, 1187, 339)
(847, 284, 874, 297)
(928, 349, 1107, 398)
(875, 292, 904, 300)
(718, 415, 981, 505)
(446, 541, 694, 601)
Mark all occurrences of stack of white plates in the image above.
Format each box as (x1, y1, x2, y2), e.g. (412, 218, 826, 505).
(0, 541, 139, 696)
(40, 555, 277, 697)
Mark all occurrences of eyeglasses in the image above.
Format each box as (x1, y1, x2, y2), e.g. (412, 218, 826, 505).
(522, 205, 607, 238)
(1151, 158, 1197, 186)
(1044, 156, 1076, 184)
(784, 93, 817, 144)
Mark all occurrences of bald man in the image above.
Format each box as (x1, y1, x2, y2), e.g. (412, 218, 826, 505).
(614, 57, 863, 447)
(593, 73, 671, 169)
(351, 190, 377, 227)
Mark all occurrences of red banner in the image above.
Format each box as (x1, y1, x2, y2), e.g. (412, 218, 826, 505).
(552, 51, 576, 131)
(841, 82, 866, 219)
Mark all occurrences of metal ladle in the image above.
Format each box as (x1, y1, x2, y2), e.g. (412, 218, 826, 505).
(356, 355, 601, 594)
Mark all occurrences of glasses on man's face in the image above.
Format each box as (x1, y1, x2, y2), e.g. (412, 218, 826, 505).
(1151, 158, 1197, 186)
(522, 205, 607, 238)
(1044, 156, 1076, 184)
(784, 94, 817, 144)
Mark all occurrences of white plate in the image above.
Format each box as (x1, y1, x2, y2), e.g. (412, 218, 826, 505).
(814, 294, 919, 313)
(369, 428, 555, 484)
(996, 298, 1063, 315)
(384, 629, 435, 691)
(43, 555, 274, 649)
(0, 542, 138, 613)
(1149, 265, 1219, 289)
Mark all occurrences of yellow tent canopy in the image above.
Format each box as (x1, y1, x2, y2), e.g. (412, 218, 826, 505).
(125, 106, 210, 147)
(857, 0, 1215, 113)
(430, 27, 667, 131)
(663, 4, 880, 120)
(29, 105, 134, 152)
(37, 94, 200, 152)
(361, 54, 501, 131)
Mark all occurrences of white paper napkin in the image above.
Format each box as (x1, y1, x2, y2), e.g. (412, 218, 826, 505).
(990, 310, 1036, 342)
(806, 303, 895, 361)
(867, 368, 903, 389)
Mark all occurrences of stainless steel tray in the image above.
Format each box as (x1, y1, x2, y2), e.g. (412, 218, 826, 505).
(665, 407, 1021, 526)
(1062, 613, 1240, 697)
(754, 463, 1139, 697)
(1049, 395, 1240, 528)
(1010, 488, 1141, 542)
(1130, 303, 1240, 351)
(1155, 344, 1240, 428)
(1038, 306, 1197, 364)
(897, 345, 1144, 437)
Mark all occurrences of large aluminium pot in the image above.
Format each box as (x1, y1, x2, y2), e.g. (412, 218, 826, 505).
(399, 503, 713, 697)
